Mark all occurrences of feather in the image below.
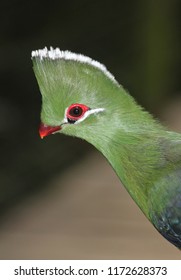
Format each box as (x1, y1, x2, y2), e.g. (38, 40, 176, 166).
(32, 47, 181, 249)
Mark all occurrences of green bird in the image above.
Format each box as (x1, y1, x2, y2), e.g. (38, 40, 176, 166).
(31, 47, 181, 249)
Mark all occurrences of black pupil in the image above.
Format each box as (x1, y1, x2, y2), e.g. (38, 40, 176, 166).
(70, 106, 82, 117)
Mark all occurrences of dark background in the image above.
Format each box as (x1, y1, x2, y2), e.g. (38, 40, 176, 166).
(0, 0, 181, 259)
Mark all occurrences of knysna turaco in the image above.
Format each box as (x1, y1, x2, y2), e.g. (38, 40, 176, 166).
(31, 47, 181, 249)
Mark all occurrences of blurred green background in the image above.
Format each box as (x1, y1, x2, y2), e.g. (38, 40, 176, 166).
(0, 0, 181, 259)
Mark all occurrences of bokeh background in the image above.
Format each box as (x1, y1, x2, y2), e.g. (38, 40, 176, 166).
(0, 0, 181, 259)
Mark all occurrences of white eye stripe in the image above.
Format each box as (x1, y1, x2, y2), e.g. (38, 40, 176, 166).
(76, 108, 105, 124)
(63, 107, 105, 124)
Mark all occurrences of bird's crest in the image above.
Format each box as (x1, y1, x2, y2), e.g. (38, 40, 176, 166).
(31, 47, 117, 84)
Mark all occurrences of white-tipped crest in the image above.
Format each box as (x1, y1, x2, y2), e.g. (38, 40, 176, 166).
(31, 47, 117, 84)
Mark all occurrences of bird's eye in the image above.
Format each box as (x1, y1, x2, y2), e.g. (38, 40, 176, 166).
(66, 103, 90, 123)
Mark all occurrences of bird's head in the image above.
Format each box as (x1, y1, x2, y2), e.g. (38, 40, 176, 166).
(32, 47, 126, 143)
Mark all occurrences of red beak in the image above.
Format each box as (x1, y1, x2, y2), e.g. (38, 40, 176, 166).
(39, 122, 61, 139)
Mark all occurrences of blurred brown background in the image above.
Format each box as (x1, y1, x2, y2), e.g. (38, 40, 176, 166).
(0, 0, 181, 259)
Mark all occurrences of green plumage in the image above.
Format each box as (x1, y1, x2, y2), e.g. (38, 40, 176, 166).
(32, 48, 181, 249)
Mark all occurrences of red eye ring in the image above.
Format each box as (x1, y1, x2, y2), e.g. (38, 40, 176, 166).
(66, 103, 90, 122)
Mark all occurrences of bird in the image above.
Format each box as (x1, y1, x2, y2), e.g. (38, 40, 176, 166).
(31, 47, 181, 249)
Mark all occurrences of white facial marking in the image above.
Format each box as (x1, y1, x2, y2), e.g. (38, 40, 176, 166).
(31, 47, 117, 84)
(63, 107, 105, 125)
(76, 108, 105, 124)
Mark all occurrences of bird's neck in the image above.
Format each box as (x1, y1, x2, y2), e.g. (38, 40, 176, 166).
(91, 109, 165, 219)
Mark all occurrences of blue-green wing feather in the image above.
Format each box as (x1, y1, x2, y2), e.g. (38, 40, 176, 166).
(149, 135, 181, 248)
